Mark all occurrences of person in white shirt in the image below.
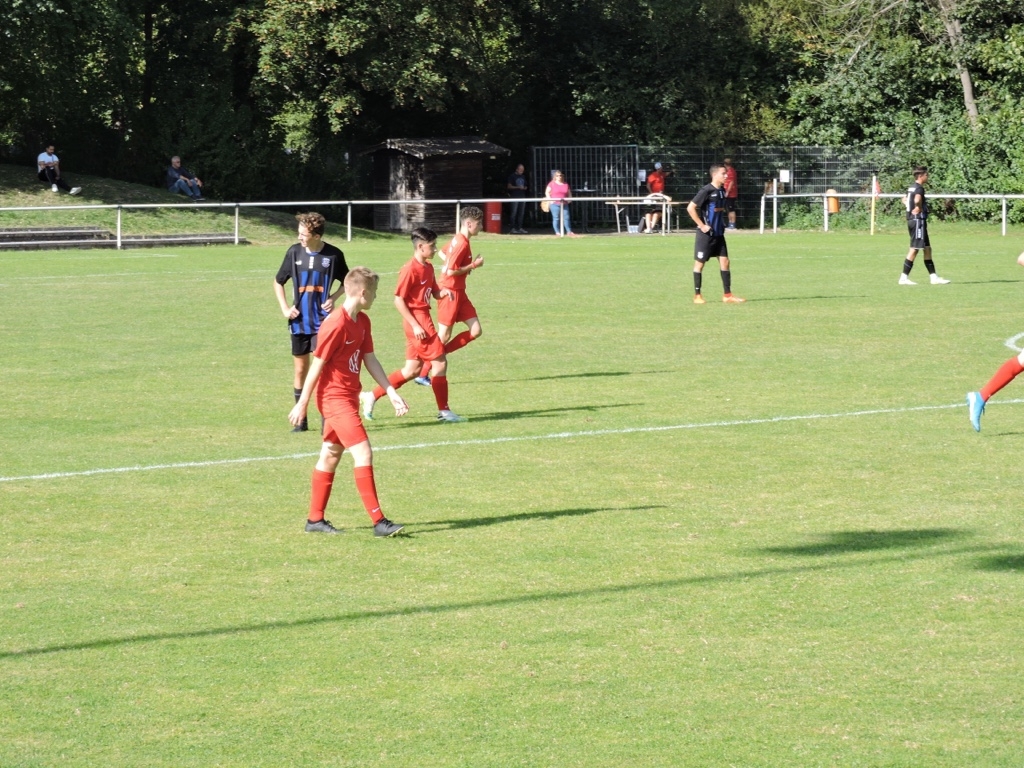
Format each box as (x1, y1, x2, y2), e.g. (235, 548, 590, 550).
(37, 145, 82, 195)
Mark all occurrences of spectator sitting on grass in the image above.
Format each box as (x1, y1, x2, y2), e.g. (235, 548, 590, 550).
(166, 156, 204, 201)
(37, 144, 82, 196)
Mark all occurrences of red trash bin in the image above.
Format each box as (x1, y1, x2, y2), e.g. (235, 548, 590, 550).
(484, 201, 502, 234)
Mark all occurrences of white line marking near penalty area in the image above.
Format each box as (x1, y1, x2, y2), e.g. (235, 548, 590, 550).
(3, 399, 1021, 484)
(1005, 332, 1024, 353)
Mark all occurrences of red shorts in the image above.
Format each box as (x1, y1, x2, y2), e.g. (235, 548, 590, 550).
(404, 321, 446, 362)
(320, 398, 369, 448)
(436, 290, 477, 327)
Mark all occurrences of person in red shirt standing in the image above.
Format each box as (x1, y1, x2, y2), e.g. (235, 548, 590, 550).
(360, 227, 466, 423)
(642, 162, 668, 234)
(289, 266, 409, 536)
(723, 158, 739, 230)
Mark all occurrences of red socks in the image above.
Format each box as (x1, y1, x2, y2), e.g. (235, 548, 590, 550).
(445, 331, 474, 354)
(372, 370, 409, 401)
(981, 356, 1024, 401)
(353, 466, 384, 523)
(431, 375, 450, 410)
(417, 332, 474, 378)
(309, 469, 334, 523)
(309, 467, 384, 524)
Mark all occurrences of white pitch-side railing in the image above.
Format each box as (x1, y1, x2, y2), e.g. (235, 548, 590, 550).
(0, 195, 679, 249)
(759, 176, 1024, 236)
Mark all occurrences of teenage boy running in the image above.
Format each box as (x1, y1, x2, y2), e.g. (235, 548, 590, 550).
(360, 227, 466, 423)
(966, 253, 1024, 431)
(687, 164, 746, 304)
(415, 206, 485, 386)
(289, 267, 408, 536)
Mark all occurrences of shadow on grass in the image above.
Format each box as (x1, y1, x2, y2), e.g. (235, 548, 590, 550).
(1, 536, 1009, 660)
(973, 553, 1024, 572)
(411, 504, 664, 534)
(474, 370, 676, 384)
(743, 295, 868, 303)
(757, 527, 967, 556)
(955, 279, 1024, 285)
(371, 402, 634, 430)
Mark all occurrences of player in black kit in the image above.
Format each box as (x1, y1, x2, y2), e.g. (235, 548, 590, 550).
(687, 164, 746, 304)
(273, 212, 349, 431)
(899, 166, 950, 286)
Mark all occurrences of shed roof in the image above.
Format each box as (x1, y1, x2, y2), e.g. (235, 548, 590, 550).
(362, 136, 510, 159)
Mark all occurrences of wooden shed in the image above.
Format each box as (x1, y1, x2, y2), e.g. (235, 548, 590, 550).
(363, 136, 510, 233)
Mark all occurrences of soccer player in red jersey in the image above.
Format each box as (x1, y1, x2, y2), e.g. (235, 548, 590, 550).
(360, 227, 466, 423)
(438, 205, 484, 343)
(289, 266, 408, 536)
(414, 207, 485, 386)
(966, 254, 1024, 431)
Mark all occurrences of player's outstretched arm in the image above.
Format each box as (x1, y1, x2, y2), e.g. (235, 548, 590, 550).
(289, 356, 325, 426)
(364, 353, 408, 416)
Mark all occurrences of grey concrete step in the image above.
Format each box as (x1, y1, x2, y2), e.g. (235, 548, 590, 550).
(0, 227, 110, 242)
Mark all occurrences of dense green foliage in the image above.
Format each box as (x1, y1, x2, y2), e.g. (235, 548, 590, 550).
(3, 0, 1024, 201)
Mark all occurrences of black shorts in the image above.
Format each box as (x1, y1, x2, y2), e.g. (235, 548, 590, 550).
(724, 197, 737, 213)
(694, 232, 728, 262)
(291, 332, 317, 357)
(908, 217, 930, 249)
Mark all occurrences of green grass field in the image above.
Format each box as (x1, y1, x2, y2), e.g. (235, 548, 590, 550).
(3, 223, 1024, 766)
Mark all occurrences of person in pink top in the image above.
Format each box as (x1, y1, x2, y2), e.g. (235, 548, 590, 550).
(544, 170, 579, 237)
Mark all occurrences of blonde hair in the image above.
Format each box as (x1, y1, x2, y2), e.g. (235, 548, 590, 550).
(344, 266, 379, 294)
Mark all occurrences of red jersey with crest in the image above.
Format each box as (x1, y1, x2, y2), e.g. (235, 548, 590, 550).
(439, 233, 472, 292)
(394, 257, 438, 326)
(313, 308, 374, 415)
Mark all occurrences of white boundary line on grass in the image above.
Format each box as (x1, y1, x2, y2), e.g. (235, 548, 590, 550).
(1005, 332, 1024, 353)
(3, 398, 1019, 484)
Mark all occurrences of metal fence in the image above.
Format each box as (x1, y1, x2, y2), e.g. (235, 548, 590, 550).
(761, 191, 1024, 235)
(530, 145, 894, 228)
(0, 196, 681, 249)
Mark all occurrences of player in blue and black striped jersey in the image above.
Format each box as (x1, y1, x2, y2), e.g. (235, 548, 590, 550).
(687, 164, 745, 304)
(274, 212, 349, 431)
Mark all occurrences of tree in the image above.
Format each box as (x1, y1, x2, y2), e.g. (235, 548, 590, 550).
(0, 0, 136, 153)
